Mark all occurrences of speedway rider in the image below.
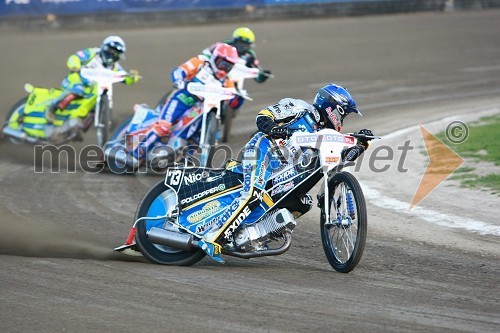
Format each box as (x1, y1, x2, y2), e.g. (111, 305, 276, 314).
(119, 43, 239, 162)
(201, 27, 272, 111)
(44, 36, 140, 124)
(202, 84, 373, 259)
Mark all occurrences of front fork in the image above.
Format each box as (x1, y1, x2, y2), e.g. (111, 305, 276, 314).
(319, 169, 355, 227)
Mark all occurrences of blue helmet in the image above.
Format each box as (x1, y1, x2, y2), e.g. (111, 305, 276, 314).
(313, 84, 360, 131)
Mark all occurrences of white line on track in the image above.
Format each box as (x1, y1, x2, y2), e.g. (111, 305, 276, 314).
(361, 107, 500, 237)
(362, 184, 500, 236)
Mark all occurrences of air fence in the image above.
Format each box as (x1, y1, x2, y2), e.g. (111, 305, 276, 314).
(1, 0, 499, 30)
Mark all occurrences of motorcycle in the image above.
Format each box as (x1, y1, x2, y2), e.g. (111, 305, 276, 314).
(109, 58, 271, 149)
(105, 66, 251, 173)
(115, 114, 379, 273)
(1, 68, 132, 148)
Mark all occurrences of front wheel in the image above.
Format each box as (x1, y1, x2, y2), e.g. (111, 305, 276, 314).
(135, 181, 206, 265)
(96, 94, 110, 148)
(221, 105, 234, 143)
(320, 172, 367, 273)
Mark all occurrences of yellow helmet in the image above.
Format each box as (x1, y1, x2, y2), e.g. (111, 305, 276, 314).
(232, 27, 255, 44)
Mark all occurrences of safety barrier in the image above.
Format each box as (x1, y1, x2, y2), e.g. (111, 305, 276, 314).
(1, 0, 499, 31)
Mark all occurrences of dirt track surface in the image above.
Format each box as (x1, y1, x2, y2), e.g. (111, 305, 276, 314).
(1, 10, 500, 333)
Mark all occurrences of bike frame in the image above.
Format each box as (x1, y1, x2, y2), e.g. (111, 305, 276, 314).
(164, 130, 358, 236)
(80, 68, 127, 145)
(186, 82, 246, 166)
(288, 129, 356, 226)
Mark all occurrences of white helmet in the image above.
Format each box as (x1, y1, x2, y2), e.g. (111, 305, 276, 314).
(100, 35, 126, 66)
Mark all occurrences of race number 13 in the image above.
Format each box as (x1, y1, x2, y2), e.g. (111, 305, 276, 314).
(167, 169, 182, 186)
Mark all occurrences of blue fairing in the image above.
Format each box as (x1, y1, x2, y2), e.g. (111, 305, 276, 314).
(126, 104, 204, 144)
(180, 190, 239, 236)
(126, 107, 159, 133)
(176, 188, 269, 237)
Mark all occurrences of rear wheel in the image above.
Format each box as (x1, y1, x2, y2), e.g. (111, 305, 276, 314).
(3, 97, 28, 143)
(96, 94, 110, 148)
(104, 115, 138, 174)
(320, 172, 367, 273)
(135, 181, 205, 265)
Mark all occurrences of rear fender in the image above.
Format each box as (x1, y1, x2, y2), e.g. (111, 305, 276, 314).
(23, 87, 62, 114)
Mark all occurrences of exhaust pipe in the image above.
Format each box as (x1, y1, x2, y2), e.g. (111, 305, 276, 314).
(104, 146, 139, 168)
(147, 227, 198, 251)
(2, 127, 38, 143)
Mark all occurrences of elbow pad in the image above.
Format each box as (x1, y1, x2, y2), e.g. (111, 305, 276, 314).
(67, 55, 81, 72)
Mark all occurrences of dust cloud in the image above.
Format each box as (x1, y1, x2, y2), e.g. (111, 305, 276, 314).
(0, 211, 142, 262)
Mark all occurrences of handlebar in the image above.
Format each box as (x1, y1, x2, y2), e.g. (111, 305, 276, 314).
(347, 133, 382, 141)
(260, 71, 275, 79)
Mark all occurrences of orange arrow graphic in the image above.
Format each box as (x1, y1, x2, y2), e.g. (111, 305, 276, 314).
(410, 125, 464, 209)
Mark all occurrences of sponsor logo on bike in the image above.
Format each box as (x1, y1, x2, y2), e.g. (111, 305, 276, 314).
(296, 133, 345, 144)
(249, 188, 264, 205)
(325, 156, 340, 163)
(183, 170, 210, 185)
(187, 200, 222, 224)
(270, 181, 294, 196)
(301, 194, 313, 206)
(196, 216, 219, 234)
(242, 163, 253, 192)
(223, 206, 252, 239)
(344, 136, 355, 144)
(181, 184, 226, 205)
(272, 168, 297, 185)
(256, 158, 267, 186)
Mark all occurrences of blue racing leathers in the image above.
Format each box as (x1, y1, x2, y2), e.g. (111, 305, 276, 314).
(204, 98, 317, 244)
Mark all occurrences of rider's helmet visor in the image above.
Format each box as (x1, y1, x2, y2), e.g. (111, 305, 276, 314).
(214, 57, 235, 73)
(102, 46, 123, 63)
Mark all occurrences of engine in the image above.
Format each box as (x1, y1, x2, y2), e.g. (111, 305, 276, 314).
(233, 208, 296, 252)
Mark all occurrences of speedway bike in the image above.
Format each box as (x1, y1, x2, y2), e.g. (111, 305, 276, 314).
(113, 59, 271, 146)
(1, 68, 133, 148)
(115, 114, 379, 273)
(106, 67, 251, 173)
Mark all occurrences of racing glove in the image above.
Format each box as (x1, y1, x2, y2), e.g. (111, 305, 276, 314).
(269, 126, 292, 139)
(256, 69, 272, 83)
(124, 69, 140, 85)
(174, 80, 185, 90)
(341, 145, 366, 162)
(355, 128, 374, 149)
